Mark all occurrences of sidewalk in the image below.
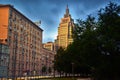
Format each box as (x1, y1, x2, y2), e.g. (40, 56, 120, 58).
(77, 78, 91, 80)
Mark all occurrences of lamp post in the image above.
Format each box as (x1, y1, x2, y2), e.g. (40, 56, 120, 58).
(71, 62, 74, 79)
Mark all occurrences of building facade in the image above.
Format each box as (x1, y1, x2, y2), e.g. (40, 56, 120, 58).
(0, 4, 43, 77)
(56, 5, 74, 48)
(43, 42, 55, 51)
(0, 43, 9, 78)
(41, 48, 55, 75)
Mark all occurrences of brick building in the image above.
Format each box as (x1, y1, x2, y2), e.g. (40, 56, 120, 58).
(41, 48, 55, 75)
(0, 4, 43, 77)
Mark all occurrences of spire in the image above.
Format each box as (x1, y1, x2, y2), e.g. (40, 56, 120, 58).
(66, 4, 68, 10)
(64, 5, 71, 18)
(66, 4, 69, 15)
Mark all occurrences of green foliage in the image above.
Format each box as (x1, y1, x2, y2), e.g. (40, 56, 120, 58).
(54, 47, 65, 72)
(96, 2, 120, 80)
(54, 2, 120, 80)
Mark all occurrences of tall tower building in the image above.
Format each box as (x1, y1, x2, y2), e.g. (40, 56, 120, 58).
(56, 5, 74, 48)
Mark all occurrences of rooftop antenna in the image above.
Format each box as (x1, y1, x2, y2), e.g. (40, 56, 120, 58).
(34, 20, 41, 26)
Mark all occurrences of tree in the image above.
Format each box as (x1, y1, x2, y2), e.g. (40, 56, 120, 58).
(96, 2, 120, 80)
(74, 15, 101, 77)
(54, 2, 120, 80)
(54, 47, 65, 74)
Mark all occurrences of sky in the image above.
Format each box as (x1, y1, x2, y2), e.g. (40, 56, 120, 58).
(0, 0, 120, 43)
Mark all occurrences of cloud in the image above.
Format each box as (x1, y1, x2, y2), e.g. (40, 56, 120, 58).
(0, 0, 120, 43)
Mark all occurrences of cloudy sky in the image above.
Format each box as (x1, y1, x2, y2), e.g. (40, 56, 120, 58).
(0, 0, 120, 43)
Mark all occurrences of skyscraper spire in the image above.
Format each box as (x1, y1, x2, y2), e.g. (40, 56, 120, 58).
(66, 4, 68, 10)
(66, 4, 69, 15)
(64, 5, 71, 18)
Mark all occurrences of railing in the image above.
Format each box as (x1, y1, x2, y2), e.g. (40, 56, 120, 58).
(0, 75, 53, 80)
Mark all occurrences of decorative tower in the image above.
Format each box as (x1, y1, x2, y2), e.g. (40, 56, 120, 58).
(56, 5, 74, 48)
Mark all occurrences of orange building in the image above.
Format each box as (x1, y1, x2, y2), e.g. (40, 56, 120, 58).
(0, 4, 9, 44)
(0, 4, 43, 78)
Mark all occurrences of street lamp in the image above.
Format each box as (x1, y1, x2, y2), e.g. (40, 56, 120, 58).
(71, 62, 74, 79)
